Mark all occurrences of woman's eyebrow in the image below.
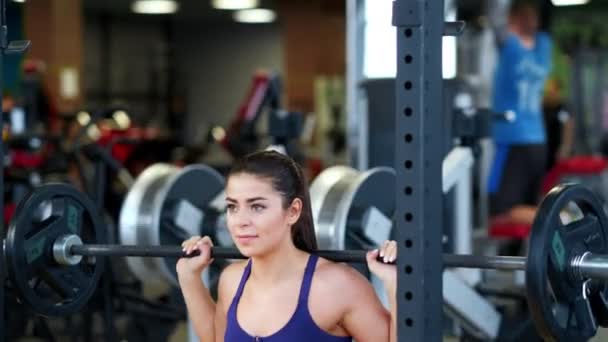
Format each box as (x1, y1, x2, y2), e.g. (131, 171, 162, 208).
(246, 197, 267, 203)
(225, 196, 268, 203)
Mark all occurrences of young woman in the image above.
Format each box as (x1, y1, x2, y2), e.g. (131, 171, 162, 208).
(177, 151, 397, 341)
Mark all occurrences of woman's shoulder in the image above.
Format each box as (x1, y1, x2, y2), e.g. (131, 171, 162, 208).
(217, 261, 249, 305)
(314, 257, 372, 293)
(221, 260, 248, 277)
(311, 257, 378, 317)
(219, 260, 248, 288)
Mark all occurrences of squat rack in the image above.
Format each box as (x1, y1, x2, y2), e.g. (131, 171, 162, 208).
(0, 0, 447, 341)
(393, 1, 445, 341)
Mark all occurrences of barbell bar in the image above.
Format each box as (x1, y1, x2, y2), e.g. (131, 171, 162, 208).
(61, 238, 607, 281)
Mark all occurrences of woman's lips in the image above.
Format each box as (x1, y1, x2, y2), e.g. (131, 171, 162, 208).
(236, 235, 258, 244)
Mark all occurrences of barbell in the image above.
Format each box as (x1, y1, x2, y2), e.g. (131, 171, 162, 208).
(3, 182, 608, 342)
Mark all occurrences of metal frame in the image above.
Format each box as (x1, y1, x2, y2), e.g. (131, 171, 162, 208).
(0, 0, 7, 339)
(345, 0, 365, 169)
(442, 146, 479, 285)
(443, 270, 501, 340)
(393, 0, 444, 341)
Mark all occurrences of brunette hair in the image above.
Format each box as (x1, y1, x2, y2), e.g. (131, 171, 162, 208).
(228, 151, 318, 252)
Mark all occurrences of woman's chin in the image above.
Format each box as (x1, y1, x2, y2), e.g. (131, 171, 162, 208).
(236, 244, 271, 259)
(236, 244, 257, 257)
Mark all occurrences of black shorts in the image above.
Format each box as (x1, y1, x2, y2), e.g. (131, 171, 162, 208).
(488, 144, 547, 216)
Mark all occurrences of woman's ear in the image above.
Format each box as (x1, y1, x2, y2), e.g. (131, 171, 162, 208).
(287, 198, 303, 226)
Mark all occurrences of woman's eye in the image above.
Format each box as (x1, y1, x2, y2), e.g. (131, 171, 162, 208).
(251, 204, 265, 212)
(226, 204, 236, 213)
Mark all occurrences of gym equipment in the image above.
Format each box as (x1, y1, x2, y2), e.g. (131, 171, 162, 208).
(220, 72, 305, 160)
(310, 166, 395, 250)
(311, 162, 608, 341)
(5, 182, 608, 342)
(310, 150, 499, 338)
(309, 165, 395, 316)
(526, 184, 608, 341)
(4, 184, 104, 317)
(118, 163, 225, 287)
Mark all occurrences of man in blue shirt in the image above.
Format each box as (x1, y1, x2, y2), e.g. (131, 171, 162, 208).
(488, 0, 552, 225)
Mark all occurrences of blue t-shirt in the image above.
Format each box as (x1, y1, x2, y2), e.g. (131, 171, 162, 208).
(492, 32, 552, 145)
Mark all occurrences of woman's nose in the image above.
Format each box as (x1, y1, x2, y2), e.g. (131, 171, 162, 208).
(228, 211, 251, 227)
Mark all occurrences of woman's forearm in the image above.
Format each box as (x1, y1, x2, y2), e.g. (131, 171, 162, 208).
(387, 283, 397, 342)
(180, 275, 217, 341)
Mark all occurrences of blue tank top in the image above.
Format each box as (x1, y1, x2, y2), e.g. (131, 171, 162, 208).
(491, 32, 552, 145)
(224, 255, 352, 342)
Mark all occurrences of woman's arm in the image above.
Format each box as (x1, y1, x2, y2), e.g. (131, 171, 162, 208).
(367, 242, 398, 342)
(181, 274, 217, 341)
(386, 280, 397, 342)
(214, 295, 227, 342)
(179, 260, 243, 341)
(333, 265, 391, 342)
(177, 236, 217, 341)
(213, 262, 243, 342)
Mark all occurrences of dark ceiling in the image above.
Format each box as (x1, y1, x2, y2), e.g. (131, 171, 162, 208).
(82, 0, 278, 23)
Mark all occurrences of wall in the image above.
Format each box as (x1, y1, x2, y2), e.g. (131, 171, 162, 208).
(174, 23, 283, 144)
(280, 0, 346, 112)
(83, 14, 283, 145)
(84, 14, 173, 123)
(25, 0, 84, 113)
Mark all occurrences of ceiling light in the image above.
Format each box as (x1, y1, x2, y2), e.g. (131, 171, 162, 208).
(234, 8, 276, 24)
(12, 0, 26, 3)
(112, 110, 131, 129)
(87, 125, 101, 141)
(131, 0, 179, 14)
(551, 0, 590, 6)
(211, 126, 226, 141)
(76, 111, 91, 127)
(212, 0, 258, 10)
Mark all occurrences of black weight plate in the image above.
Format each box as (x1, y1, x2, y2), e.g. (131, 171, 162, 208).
(5, 183, 105, 317)
(343, 167, 395, 251)
(159, 164, 225, 286)
(526, 184, 608, 341)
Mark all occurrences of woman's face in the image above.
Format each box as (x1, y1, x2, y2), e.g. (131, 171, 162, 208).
(225, 173, 301, 257)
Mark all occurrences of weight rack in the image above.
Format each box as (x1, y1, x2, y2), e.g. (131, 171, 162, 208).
(394, 1, 445, 341)
(1, 0, 8, 338)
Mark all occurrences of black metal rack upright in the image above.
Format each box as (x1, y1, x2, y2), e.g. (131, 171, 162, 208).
(0, 0, 6, 337)
(393, 0, 444, 341)
(0, 0, 30, 339)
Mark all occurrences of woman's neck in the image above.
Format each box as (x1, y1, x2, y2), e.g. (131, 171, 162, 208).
(249, 241, 308, 285)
